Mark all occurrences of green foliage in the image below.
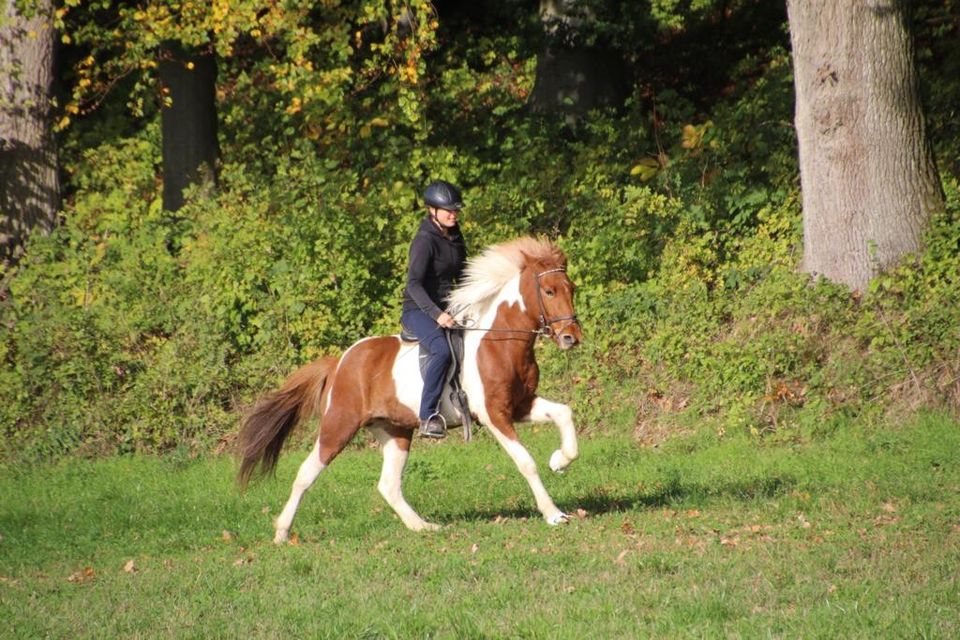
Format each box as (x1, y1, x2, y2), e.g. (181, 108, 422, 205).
(3, 0, 960, 459)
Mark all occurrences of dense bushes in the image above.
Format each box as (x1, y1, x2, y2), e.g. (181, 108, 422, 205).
(2, 3, 959, 461)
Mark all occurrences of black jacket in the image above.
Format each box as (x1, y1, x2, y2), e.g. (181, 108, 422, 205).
(402, 216, 467, 320)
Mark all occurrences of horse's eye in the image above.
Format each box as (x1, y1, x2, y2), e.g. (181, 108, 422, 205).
(545, 288, 555, 297)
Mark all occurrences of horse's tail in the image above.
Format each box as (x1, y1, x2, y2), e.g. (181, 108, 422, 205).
(237, 356, 340, 489)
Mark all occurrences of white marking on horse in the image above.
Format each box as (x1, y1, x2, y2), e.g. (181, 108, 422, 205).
(274, 440, 326, 544)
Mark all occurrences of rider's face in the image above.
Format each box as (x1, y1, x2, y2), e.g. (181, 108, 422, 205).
(431, 206, 460, 228)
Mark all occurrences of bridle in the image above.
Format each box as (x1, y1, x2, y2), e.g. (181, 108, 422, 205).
(453, 267, 580, 338)
(533, 267, 580, 338)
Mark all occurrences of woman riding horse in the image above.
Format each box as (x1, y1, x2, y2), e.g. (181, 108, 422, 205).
(400, 180, 468, 439)
(238, 235, 583, 540)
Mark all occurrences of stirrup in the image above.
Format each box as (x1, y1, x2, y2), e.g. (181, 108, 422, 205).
(418, 413, 447, 439)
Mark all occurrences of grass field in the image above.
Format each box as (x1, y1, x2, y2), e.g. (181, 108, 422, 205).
(2, 414, 959, 638)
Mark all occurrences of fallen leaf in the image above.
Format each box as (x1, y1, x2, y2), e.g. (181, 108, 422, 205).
(621, 521, 635, 535)
(123, 559, 137, 574)
(720, 537, 739, 547)
(470, 543, 479, 554)
(874, 514, 901, 527)
(686, 509, 701, 518)
(614, 549, 630, 565)
(575, 508, 588, 520)
(289, 533, 300, 546)
(882, 501, 897, 513)
(67, 567, 95, 583)
(221, 530, 235, 541)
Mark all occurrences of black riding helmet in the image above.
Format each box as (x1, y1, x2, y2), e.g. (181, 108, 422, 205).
(423, 180, 464, 211)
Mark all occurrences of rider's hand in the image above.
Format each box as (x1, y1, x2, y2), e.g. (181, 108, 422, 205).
(436, 312, 456, 328)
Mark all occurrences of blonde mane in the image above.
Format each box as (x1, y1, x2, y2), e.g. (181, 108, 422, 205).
(447, 236, 566, 318)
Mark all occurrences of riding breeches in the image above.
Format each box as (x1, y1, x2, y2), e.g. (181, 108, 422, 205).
(400, 308, 452, 420)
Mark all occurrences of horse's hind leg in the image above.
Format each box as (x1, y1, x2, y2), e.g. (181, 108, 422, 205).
(370, 424, 440, 532)
(525, 396, 579, 473)
(273, 409, 362, 543)
(274, 439, 326, 544)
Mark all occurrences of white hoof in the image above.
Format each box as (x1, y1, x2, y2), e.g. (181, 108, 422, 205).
(546, 512, 570, 526)
(273, 529, 289, 544)
(549, 449, 572, 473)
(408, 520, 442, 532)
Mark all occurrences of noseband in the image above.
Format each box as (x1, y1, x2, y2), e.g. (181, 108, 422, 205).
(535, 268, 580, 337)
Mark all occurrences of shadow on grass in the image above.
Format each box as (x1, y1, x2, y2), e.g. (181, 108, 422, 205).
(448, 474, 796, 524)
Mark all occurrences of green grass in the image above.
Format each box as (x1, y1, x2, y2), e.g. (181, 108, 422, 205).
(2, 414, 959, 638)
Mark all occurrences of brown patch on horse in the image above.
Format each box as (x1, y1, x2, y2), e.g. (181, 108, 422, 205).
(237, 356, 339, 488)
(317, 336, 417, 464)
(477, 299, 539, 439)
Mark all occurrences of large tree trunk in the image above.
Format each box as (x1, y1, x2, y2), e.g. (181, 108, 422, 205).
(158, 42, 218, 212)
(0, 0, 59, 269)
(787, 0, 943, 292)
(528, 0, 628, 123)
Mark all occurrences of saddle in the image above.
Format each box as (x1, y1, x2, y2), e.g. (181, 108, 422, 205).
(399, 326, 475, 441)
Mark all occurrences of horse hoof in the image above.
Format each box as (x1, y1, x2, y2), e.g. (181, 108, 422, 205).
(549, 449, 571, 473)
(546, 512, 570, 526)
(409, 520, 441, 532)
(273, 529, 289, 544)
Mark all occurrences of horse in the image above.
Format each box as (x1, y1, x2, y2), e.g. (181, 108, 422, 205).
(237, 236, 583, 542)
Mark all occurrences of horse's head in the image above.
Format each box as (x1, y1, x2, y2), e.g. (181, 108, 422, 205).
(521, 254, 582, 350)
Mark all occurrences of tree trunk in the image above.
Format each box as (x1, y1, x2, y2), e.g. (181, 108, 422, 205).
(528, 0, 628, 123)
(0, 0, 59, 268)
(158, 42, 218, 212)
(787, 0, 943, 292)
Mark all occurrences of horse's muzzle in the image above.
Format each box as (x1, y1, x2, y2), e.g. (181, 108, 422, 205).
(558, 332, 580, 350)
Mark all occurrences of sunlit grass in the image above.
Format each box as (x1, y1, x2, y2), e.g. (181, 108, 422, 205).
(2, 414, 959, 637)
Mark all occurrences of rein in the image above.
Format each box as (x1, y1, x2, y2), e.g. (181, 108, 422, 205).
(451, 267, 580, 338)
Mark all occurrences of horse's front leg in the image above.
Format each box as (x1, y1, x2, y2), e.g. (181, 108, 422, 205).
(524, 396, 579, 474)
(486, 413, 569, 526)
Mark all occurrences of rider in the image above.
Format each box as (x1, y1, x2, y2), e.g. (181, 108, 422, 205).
(401, 180, 468, 439)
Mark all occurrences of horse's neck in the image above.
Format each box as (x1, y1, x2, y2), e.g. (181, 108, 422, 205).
(476, 298, 538, 361)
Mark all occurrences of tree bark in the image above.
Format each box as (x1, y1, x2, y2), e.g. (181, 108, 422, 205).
(0, 0, 59, 268)
(528, 0, 628, 123)
(158, 42, 218, 212)
(787, 0, 943, 292)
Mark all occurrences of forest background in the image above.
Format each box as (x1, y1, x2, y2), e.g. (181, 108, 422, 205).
(2, 0, 960, 462)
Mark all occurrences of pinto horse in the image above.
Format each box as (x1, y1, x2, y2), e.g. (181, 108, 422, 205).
(237, 237, 582, 541)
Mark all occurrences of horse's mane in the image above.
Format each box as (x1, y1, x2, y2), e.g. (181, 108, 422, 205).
(448, 236, 566, 317)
